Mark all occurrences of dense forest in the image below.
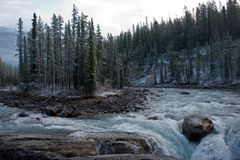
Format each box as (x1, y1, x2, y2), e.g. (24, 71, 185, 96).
(18, 0, 240, 95)
(120, 0, 240, 85)
(17, 6, 105, 95)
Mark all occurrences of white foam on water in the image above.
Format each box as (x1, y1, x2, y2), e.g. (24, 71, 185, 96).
(1, 88, 240, 159)
(191, 134, 231, 160)
(68, 131, 88, 139)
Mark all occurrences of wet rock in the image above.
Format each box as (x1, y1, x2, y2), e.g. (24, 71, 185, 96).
(180, 91, 190, 95)
(99, 141, 138, 154)
(158, 90, 164, 92)
(0, 133, 176, 160)
(150, 92, 155, 95)
(0, 134, 97, 159)
(44, 107, 59, 116)
(18, 112, 29, 117)
(86, 132, 152, 155)
(182, 114, 214, 141)
(74, 154, 177, 160)
(147, 116, 161, 120)
(143, 89, 150, 92)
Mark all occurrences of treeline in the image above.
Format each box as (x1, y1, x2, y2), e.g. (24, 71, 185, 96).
(0, 56, 18, 87)
(18, 0, 240, 94)
(17, 5, 124, 95)
(112, 0, 240, 84)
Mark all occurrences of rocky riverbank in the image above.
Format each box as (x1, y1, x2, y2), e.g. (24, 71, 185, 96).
(0, 133, 176, 160)
(0, 89, 146, 118)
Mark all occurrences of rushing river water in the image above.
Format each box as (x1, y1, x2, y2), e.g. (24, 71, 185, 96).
(0, 88, 240, 160)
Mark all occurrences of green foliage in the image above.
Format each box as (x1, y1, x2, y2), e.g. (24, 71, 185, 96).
(30, 13, 38, 86)
(85, 19, 97, 95)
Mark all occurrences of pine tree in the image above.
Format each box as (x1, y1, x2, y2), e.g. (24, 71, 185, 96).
(46, 25, 54, 92)
(22, 36, 29, 92)
(79, 13, 88, 90)
(112, 43, 121, 88)
(74, 17, 81, 90)
(58, 15, 64, 89)
(37, 16, 45, 86)
(29, 13, 39, 89)
(64, 21, 74, 90)
(72, 4, 78, 44)
(85, 18, 96, 95)
(17, 18, 24, 83)
(95, 24, 104, 84)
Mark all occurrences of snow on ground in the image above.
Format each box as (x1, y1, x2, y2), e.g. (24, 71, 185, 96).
(96, 90, 121, 97)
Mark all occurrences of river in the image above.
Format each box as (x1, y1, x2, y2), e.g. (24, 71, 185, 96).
(0, 88, 240, 160)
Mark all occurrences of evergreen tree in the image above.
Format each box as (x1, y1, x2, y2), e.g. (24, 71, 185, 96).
(29, 13, 39, 88)
(37, 16, 45, 86)
(74, 17, 81, 90)
(17, 18, 24, 83)
(95, 24, 104, 84)
(22, 37, 29, 92)
(85, 18, 96, 95)
(72, 4, 78, 44)
(46, 25, 54, 92)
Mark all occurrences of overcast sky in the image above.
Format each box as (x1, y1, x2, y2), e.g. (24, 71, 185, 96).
(0, 0, 227, 36)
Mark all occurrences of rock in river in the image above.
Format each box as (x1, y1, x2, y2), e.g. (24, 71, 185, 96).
(182, 114, 214, 141)
(18, 112, 29, 117)
(180, 91, 190, 95)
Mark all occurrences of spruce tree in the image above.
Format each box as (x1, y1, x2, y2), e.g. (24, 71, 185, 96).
(17, 18, 24, 83)
(85, 18, 96, 95)
(23, 37, 29, 92)
(46, 25, 54, 92)
(95, 24, 104, 84)
(37, 16, 45, 86)
(74, 17, 81, 90)
(79, 13, 88, 90)
(30, 13, 39, 89)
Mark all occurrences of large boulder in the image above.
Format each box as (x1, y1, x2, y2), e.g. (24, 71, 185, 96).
(182, 114, 214, 141)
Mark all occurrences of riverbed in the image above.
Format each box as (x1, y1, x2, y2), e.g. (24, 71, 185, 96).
(0, 88, 240, 160)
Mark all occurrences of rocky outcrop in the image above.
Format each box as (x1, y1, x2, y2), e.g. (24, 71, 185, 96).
(182, 114, 214, 141)
(0, 133, 177, 160)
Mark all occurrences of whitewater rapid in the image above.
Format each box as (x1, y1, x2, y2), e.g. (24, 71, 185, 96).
(0, 88, 240, 160)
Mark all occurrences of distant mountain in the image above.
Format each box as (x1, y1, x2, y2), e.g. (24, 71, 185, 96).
(0, 26, 18, 65)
